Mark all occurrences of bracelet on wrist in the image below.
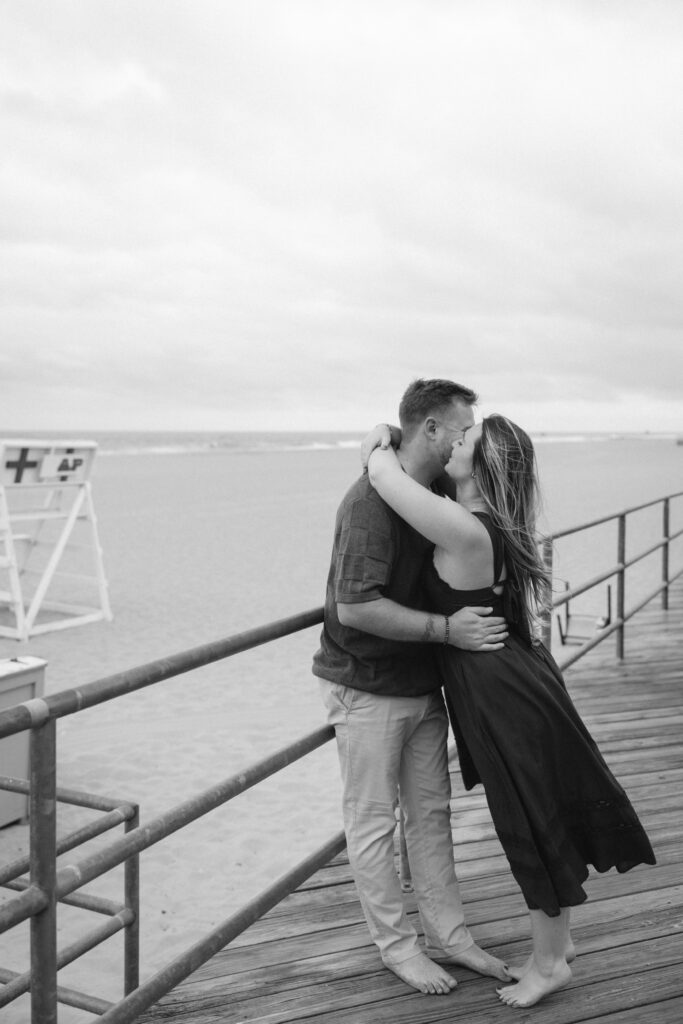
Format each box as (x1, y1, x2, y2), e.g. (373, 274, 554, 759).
(443, 615, 450, 645)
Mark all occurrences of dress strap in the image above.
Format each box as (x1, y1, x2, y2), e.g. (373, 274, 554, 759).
(473, 512, 505, 585)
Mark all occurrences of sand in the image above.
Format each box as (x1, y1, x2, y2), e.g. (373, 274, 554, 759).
(0, 437, 681, 1022)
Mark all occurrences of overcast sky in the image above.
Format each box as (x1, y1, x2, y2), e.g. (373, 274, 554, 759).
(2, 1, 683, 433)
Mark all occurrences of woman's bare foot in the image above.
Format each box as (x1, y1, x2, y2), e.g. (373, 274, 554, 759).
(508, 940, 576, 981)
(429, 943, 510, 982)
(497, 959, 572, 1007)
(386, 952, 457, 995)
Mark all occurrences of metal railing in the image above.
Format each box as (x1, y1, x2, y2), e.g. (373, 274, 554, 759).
(541, 491, 683, 670)
(0, 490, 682, 1022)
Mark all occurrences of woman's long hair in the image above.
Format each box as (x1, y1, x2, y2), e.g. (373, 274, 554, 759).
(472, 414, 550, 639)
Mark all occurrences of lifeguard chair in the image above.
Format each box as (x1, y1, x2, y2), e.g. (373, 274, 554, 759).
(0, 439, 112, 640)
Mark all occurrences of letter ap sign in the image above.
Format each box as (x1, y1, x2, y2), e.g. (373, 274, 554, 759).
(1, 440, 97, 486)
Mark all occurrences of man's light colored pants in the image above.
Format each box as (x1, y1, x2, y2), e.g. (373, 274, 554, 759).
(319, 680, 473, 966)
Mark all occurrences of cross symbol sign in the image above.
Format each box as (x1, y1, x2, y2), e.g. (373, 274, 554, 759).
(6, 448, 39, 483)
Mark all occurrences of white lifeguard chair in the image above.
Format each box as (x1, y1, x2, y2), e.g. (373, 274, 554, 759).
(0, 439, 112, 640)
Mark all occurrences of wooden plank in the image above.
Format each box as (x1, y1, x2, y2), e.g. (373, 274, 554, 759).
(147, 892, 683, 1006)
(585, 998, 683, 1023)
(147, 931, 683, 1024)
(283, 805, 681, 919)
(207, 859, 683, 969)
(139, 888, 683, 1024)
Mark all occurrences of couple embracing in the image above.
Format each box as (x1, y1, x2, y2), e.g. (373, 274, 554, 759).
(312, 378, 654, 1008)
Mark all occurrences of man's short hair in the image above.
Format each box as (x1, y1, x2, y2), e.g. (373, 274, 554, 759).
(398, 378, 478, 436)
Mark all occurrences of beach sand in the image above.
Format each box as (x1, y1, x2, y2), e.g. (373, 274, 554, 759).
(0, 438, 681, 1022)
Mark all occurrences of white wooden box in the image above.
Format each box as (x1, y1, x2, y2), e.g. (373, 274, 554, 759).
(0, 657, 46, 827)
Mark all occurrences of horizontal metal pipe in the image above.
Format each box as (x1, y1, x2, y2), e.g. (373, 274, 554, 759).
(0, 806, 135, 886)
(552, 528, 682, 608)
(544, 489, 683, 541)
(58, 909, 134, 971)
(0, 776, 137, 813)
(0, 606, 324, 739)
(544, 509, 628, 541)
(0, 967, 113, 1016)
(621, 530, 682, 571)
(48, 987, 114, 1016)
(552, 566, 619, 607)
(0, 884, 47, 935)
(623, 538, 667, 569)
(622, 580, 671, 619)
(557, 617, 624, 671)
(98, 829, 347, 1024)
(55, 725, 334, 900)
(3, 878, 126, 917)
(0, 910, 133, 1007)
(555, 571, 683, 672)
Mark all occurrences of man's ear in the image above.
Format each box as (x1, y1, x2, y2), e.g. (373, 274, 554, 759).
(424, 417, 439, 440)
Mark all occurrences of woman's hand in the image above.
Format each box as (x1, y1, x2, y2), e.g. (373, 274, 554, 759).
(361, 423, 401, 470)
(367, 443, 401, 488)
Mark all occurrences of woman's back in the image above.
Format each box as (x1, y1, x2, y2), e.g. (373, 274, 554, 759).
(431, 509, 507, 595)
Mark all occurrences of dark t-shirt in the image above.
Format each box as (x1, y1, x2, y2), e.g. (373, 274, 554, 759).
(312, 472, 440, 697)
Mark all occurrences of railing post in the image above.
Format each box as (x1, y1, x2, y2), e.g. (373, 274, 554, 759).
(29, 716, 58, 1024)
(124, 807, 140, 995)
(662, 498, 670, 611)
(541, 538, 553, 650)
(616, 514, 626, 660)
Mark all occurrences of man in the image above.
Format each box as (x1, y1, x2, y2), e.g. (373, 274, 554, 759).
(313, 378, 510, 996)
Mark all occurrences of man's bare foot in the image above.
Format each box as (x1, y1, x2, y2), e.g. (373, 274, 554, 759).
(497, 959, 572, 1007)
(508, 941, 576, 981)
(428, 943, 510, 982)
(386, 952, 457, 995)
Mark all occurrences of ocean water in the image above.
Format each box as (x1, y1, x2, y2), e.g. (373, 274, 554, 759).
(0, 428, 366, 456)
(1, 429, 682, 658)
(1, 426, 682, 457)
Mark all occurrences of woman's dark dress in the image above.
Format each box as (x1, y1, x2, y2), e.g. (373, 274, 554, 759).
(425, 513, 656, 917)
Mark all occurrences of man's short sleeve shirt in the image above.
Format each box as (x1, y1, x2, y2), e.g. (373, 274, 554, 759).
(312, 473, 440, 696)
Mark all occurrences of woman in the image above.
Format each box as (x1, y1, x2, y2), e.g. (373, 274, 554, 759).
(365, 414, 655, 1008)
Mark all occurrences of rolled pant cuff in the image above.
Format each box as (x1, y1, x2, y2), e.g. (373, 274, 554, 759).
(381, 948, 428, 969)
(425, 934, 475, 960)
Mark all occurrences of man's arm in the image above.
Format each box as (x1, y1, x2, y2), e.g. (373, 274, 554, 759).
(338, 597, 508, 651)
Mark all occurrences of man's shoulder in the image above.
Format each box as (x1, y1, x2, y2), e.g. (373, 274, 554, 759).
(335, 473, 396, 537)
(339, 472, 389, 512)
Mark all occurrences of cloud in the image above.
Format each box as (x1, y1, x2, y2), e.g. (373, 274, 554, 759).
(1, 1, 683, 431)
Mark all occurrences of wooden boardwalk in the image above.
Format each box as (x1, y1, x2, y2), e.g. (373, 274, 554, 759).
(140, 581, 683, 1024)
